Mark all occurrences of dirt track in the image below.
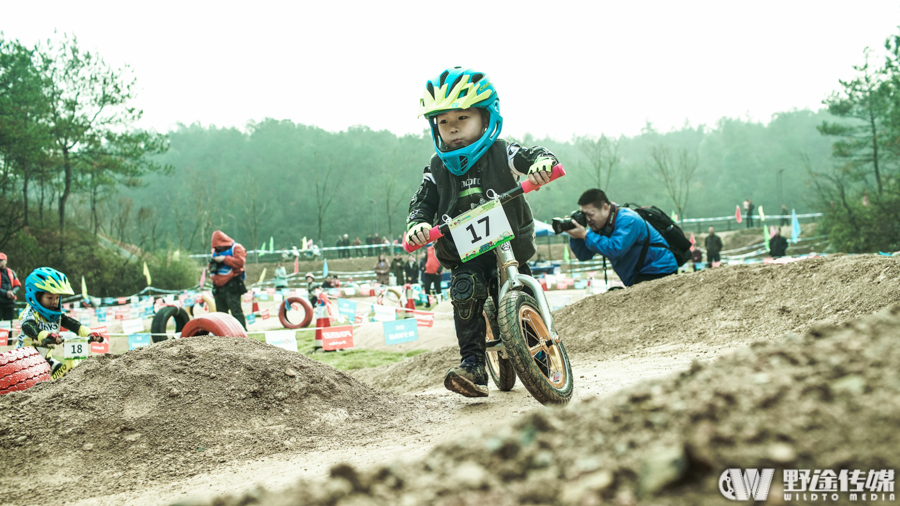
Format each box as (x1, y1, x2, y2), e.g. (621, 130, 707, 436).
(2, 254, 899, 505)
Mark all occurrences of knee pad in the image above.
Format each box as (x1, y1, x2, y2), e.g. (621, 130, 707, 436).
(450, 271, 487, 321)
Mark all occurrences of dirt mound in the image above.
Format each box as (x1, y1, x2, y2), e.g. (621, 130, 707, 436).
(349, 346, 459, 394)
(0, 336, 424, 505)
(189, 302, 900, 506)
(556, 254, 900, 361)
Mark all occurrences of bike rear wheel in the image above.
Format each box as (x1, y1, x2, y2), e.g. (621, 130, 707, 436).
(498, 290, 573, 405)
(484, 297, 515, 391)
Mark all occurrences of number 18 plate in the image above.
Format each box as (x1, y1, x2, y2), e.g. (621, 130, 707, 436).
(448, 200, 514, 262)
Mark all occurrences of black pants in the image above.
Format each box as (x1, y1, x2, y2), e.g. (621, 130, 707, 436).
(707, 251, 720, 268)
(451, 255, 534, 364)
(423, 273, 442, 295)
(212, 278, 247, 330)
(633, 270, 675, 285)
(0, 305, 15, 342)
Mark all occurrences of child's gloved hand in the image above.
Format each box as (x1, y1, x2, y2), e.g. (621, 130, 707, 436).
(42, 333, 63, 346)
(406, 223, 431, 247)
(212, 255, 226, 263)
(87, 333, 105, 343)
(527, 156, 555, 189)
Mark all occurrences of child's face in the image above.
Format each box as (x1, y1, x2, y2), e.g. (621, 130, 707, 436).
(435, 108, 485, 149)
(38, 292, 60, 310)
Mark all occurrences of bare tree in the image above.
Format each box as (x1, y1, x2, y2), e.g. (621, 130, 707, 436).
(575, 134, 620, 190)
(310, 151, 344, 242)
(240, 172, 267, 262)
(647, 145, 698, 218)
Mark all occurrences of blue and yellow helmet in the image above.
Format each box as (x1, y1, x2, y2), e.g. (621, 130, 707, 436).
(25, 267, 73, 321)
(419, 67, 502, 176)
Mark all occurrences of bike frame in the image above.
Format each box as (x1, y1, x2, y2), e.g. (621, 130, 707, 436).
(403, 165, 567, 352)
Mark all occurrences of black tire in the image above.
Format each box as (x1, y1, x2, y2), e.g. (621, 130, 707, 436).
(498, 290, 573, 405)
(150, 306, 191, 343)
(484, 297, 515, 391)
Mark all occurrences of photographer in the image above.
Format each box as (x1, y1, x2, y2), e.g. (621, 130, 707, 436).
(565, 189, 678, 286)
(209, 230, 248, 330)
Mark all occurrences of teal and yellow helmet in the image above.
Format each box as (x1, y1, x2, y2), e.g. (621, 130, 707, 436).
(25, 267, 73, 321)
(419, 67, 502, 176)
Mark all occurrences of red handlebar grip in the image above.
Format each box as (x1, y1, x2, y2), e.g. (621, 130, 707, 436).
(403, 225, 445, 253)
(521, 164, 566, 193)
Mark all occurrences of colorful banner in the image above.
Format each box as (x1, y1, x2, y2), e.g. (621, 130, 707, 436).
(321, 325, 354, 351)
(246, 313, 256, 325)
(791, 209, 801, 244)
(121, 318, 144, 335)
(128, 333, 151, 350)
(373, 304, 396, 322)
(735, 204, 742, 224)
(383, 319, 418, 345)
(0, 329, 8, 346)
(412, 310, 434, 328)
(265, 330, 298, 352)
(337, 299, 357, 323)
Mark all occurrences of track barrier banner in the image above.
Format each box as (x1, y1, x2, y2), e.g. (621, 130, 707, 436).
(383, 319, 418, 346)
(122, 318, 144, 335)
(0, 330, 7, 346)
(321, 325, 353, 351)
(337, 299, 357, 322)
(246, 313, 256, 325)
(128, 333, 151, 350)
(413, 311, 434, 328)
(373, 305, 396, 322)
(265, 330, 299, 352)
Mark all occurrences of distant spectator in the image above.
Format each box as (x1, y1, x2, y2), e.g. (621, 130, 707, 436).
(209, 230, 248, 330)
(691, 247, 703, 272)
(352, 236, 362, 257)
(743, 198, 754, 228)
(422, 245, 442, 296)
(305, 273, 319, 307)
(367, 234, 375, 257)
(274, 262, 288, 290)
(390, 253, 405, 285)
(769, 228, 789, 258)
(780, 204, 789, 227)
(704, 226, 722, 268)
(342, 234, 351, 258)
(0, 253, 21, 340)
(404, 255, 420, 286)
(373, 254, 390, 285)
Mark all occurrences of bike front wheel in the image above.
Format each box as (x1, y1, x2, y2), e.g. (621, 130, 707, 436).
(498, 290, 573, 405)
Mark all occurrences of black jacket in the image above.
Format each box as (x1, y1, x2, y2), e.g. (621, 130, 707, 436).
(407, 140, 556, 269)
(770, 235, 788, 257)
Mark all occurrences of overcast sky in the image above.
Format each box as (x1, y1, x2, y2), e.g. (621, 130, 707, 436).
(4, 1, 899, 140)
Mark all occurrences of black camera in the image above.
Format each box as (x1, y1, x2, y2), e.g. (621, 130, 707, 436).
(551, 210, 587, 235)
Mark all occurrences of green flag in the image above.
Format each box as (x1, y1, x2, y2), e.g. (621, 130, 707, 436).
(270, 236, 274, 253)
(563, 244, 570, 264)
(259, 243, 266, 256)
(763, 225, 770, 253)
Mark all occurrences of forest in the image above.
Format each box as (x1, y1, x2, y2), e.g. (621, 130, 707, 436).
(1, 29, 899, 294)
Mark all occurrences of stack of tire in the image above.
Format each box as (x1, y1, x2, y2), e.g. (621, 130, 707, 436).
(151, 305, 247, 340)
(0, 348, 51, 395)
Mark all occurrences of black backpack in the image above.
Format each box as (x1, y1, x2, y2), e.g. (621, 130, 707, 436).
(621, 204, 693, 269)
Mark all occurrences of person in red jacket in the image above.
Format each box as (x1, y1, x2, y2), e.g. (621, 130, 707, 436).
(0, 253, 21, 341)
(422, 245, 442, 297)
(209, 231, 248, 330)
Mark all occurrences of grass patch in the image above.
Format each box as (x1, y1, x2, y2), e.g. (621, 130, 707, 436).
(248, 329, 427, 371)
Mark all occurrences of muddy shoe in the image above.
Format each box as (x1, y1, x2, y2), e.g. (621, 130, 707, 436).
(444, 356, 488, 398)
(47, 357, 65, 378)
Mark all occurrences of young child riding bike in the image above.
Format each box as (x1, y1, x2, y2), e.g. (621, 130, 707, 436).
(17, 268, 104, 375)
(405, 67, 558, 398)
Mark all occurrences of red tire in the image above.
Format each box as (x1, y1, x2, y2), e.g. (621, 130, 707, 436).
(181, 312, 248, 338)
(279, 297, 313, 329)
(0, 347, 52, 395)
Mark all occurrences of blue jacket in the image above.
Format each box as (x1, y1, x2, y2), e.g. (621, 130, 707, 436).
(569, 207, 678, 286)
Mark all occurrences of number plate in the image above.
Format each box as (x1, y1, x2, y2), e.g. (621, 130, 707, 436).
(64, 340, 88, 359)
(448, 199, 514, 262)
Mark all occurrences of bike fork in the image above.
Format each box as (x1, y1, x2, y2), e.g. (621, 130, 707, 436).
(495, 243, 559, 343)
